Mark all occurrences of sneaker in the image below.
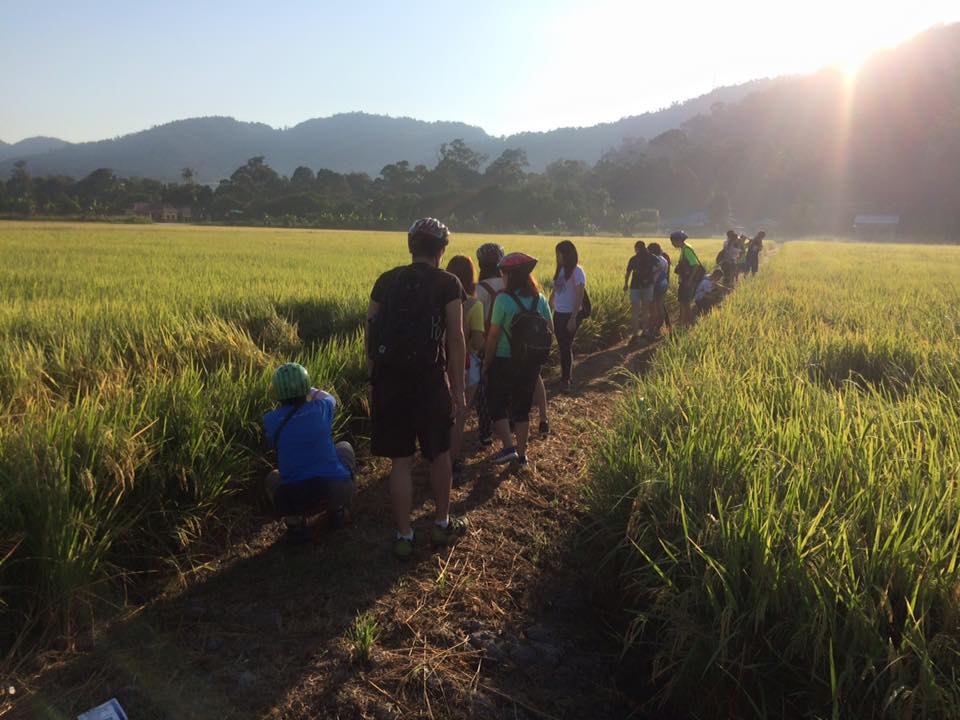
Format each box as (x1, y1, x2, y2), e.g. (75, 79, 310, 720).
(431, 516, 469, 546)
(539, 420, 550, 437)
(394, 533, 415, 560)
(491, 446, 519, 464)
(452, 459, 467, 488)
(517, 454, 528, 468)
(282, 518, 313, 545)
(480, 434, 494, 447)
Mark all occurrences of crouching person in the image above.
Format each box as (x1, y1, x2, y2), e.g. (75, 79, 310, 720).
(263, 362, 356, 543)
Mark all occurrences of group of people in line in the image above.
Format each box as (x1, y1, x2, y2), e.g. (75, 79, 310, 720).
(261, 219, 764, 554)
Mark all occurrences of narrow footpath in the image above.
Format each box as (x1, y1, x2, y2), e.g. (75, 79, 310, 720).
(18, 336, 663, 720)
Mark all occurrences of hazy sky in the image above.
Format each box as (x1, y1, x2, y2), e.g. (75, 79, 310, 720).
(1, 0, 957, 143)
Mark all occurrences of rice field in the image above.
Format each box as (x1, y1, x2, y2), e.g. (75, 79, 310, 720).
(0, 221, 674, 662)
(588, 241, 960, 717)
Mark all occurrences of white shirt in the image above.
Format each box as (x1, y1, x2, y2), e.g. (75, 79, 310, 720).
(476, 276, 504, 324)
(553, 265, 586, 314)
(694, 276, 714, 302)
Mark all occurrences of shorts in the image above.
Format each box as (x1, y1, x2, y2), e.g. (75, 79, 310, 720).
(630, 286, 653, 304)
(486, 356, 541, 424)
(371, 369, 452, 460)
(273, 442, 356, 516)
(678, 282, 696, 304)
(467, 353, 481, 388)
(654, 279, 668, 297)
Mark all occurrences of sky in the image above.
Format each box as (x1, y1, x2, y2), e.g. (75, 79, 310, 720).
(1, 0, 958, 143)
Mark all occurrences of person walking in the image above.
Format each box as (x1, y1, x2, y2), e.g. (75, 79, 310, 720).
(720, 230, 741, 286)
(482, 252, 553, 467)
(670, 230, 704, 328)
(445, 255, 485, 487)
(745, 230, 765, 275)
(646, 242, 671, 340)
(623, 241, 657, 342)
(549, 240, 586, 392)
(477, 243, 551, 438)
(366, 218, 468, 559)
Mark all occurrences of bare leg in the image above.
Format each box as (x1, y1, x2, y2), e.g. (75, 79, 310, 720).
(265, 470, 281, 504)
(534, 375, 548, 424)
(630, 300, 641, 336)
(429, 450, 453, 524)
(493, 417, 513, 449)
(388, 456, 415, 536)
(515, 421, 531, 458)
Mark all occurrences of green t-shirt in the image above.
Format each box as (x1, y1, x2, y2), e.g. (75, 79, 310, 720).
(490, 292, 552, 358)
(681, 245, 702, 268)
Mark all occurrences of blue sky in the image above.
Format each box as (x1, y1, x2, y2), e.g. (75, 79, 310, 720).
(1, 0, 957, 143)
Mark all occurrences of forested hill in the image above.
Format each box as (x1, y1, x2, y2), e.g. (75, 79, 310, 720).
(0, 80, 775, 183)
(0, 137, 69, 162)
(667, 22, 960, 232)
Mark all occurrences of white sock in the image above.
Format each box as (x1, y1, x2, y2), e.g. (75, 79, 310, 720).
(396, 530, 414, 541)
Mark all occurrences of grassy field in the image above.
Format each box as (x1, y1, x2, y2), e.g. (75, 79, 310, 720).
(588, 241, 960, 717)
(0, 221, 684, 665)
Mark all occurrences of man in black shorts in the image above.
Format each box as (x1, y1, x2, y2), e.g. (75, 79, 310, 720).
(366, 218, 468, 559)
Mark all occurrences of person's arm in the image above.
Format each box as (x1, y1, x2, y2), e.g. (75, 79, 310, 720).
(445, 298, 465, 417)
(623, 259, 632, 291)
(365, 298, 379, 376)
(482, 325, 501, 375)
(309, 387, 335, 406)
(568, 269, 585, 332)
(468, 329, 485, 355)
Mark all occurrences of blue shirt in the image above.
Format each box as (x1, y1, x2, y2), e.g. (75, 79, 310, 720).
(263, 394, 352, 484)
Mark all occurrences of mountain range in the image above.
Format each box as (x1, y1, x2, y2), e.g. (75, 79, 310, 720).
(0, 80, 776, 183)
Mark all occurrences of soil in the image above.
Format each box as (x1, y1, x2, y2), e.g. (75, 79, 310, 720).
(10, 335, 664, 720)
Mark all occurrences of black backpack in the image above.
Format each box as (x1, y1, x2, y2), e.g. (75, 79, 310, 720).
(504, 291, 552, 370)
(577, 288, 592, 321)
(373, 266, 442, 371)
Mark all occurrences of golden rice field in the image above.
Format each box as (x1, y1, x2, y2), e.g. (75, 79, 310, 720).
(0, 221, 687, 663)
(589, 241, 960, 717)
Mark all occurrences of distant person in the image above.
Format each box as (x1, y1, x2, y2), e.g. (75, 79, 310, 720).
(477, 243, 551, 438)
(366, 218, 468, 559)
(670, 230, 704, 327)
(694, 268, 727, 316)
(445, 255, 485, 487)
(550, 240, 586, 392)
(482, 252, 553, 466)
(623, 241, 657, 342)
(745, 230, 765, 275)
(720, 230, 741, 285)
(263, 363, 356, 544)
(646, 242, 671, 340)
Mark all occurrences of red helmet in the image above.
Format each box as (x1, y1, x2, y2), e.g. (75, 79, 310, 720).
(407, 217, 449, 253)
(497, 252, 537, 271)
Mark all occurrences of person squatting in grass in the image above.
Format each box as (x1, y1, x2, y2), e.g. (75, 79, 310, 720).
(263, 362, 356, 544)
(623, 240, 658, 343)
(550, 240, 586, 392)
(670, 230, 705, 328)
(745, 230, 765, 275)
(476, 243, 551, 438)
(694, 267, 729, 317)
(366, 218, 469, 560)
(445, 254, 485, 487)
(482, 252, 553, 467)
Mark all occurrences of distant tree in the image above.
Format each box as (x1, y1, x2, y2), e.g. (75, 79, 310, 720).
(485, 148, 528, 187)
(439, 139, 487, 171)
(290, 165, 316, 188)
(181, 167, 196, 184)
(7, 160, 32, 200)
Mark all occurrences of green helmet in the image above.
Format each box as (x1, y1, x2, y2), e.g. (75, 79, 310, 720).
(272, 362, 310, 401)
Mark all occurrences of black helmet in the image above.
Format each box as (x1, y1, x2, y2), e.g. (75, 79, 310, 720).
(408, 218, 449, 254)
(669, 230, 688, 246)
(476, 242, 505, 267)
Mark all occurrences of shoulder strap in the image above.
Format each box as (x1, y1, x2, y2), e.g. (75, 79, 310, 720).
(272, 401, 303, 449)
(507, 291, 534, 313)
(479, 281, 498, 327)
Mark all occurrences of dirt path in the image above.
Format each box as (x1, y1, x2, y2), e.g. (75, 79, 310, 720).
(15, 336, 662, 720)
